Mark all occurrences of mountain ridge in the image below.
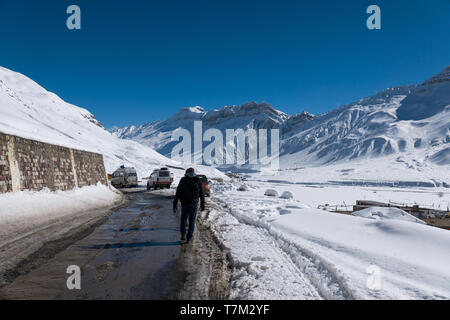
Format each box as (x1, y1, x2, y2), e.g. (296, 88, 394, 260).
(111, 67, 450, 167)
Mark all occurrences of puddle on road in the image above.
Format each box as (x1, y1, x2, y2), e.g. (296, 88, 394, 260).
(85, 241, 181, 250)
(140, 204, 162, 211)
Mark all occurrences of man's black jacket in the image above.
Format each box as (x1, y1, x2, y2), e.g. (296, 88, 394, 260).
(173, 175, 205, 210)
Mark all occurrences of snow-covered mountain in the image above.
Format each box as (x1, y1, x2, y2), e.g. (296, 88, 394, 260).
(0, 66, 223, 179)
(111, 67, 450, 170)
(281, 67, 449, 167)
(111, 102, 292, 158)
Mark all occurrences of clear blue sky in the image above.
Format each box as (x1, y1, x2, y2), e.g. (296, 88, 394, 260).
(0, 0, 449, 128)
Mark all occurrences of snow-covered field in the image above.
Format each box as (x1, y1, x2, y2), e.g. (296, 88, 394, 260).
(236, 178, 450, 210)
(207, 180, 450, 300)
(264, 156, 450, 188)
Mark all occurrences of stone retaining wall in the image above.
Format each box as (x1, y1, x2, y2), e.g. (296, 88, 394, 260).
(0, 134, 12, 193)
(0, 132, 107, 194)
(73, 149, 108, 188)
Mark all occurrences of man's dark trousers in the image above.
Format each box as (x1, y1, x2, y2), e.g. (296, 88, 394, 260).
(180, 201, 199, 241)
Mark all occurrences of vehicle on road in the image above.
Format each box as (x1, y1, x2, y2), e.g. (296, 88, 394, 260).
(111, 166, 138, 188)
(147, 167, 174, 190)
(197, 174, 211, 197)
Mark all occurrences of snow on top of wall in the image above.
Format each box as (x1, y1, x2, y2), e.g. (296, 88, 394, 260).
(352, 206, 426, 224)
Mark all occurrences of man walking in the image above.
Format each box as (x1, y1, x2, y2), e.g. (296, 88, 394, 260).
(173, 168, 205, 243)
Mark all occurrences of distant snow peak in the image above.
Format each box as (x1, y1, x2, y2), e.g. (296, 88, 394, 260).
(289, 110, 315, 123)
(241, 101, 278, 113)
(170, 106, 206, 121)
(182, 106, 205, 114)
(192, 106, 205, 112)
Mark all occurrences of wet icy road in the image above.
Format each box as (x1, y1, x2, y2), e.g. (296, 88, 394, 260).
(0, 189, 191, 299)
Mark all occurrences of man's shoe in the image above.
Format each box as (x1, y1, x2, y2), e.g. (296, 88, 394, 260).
(181, 235, 186, 241)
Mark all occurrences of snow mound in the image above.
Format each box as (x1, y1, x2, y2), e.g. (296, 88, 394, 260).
(353, 206, 426, 224)
(280, 191, 294, 199)
(264, 189, 279, 197)
(237, 184, 249, 191)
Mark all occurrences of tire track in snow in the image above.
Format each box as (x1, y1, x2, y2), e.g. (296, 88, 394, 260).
(207, 200, 321, 299)
(209, 197, 355, 300)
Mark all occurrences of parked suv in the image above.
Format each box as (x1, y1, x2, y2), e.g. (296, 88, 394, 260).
(197, 174, 211, 197)
(111, 166, 138, 188)
(147, 167, 174, 190)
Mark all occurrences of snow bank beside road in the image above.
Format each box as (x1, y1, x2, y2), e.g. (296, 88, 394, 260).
(270, 208, 450, 299)
(209, 181, 450, 299)
(0, 183, 121, 239)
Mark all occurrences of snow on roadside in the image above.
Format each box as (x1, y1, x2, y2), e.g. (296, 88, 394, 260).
(208, 181, 450, 300)
(205, 200, 324, 300)
(269, 208, 450, 299)
(0, 183, 121, 241)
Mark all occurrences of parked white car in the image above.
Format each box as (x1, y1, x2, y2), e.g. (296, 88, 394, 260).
(111, 166, 138, 188)
(147, 167, 174, 190)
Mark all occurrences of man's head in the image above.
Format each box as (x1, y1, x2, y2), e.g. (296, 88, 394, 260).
(185, 167, 196, 177)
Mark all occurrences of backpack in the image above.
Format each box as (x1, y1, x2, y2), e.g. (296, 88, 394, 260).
(176, 176, 201, 204)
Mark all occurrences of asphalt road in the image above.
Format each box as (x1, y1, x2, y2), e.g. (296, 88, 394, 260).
(0, 188, 227, 300)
